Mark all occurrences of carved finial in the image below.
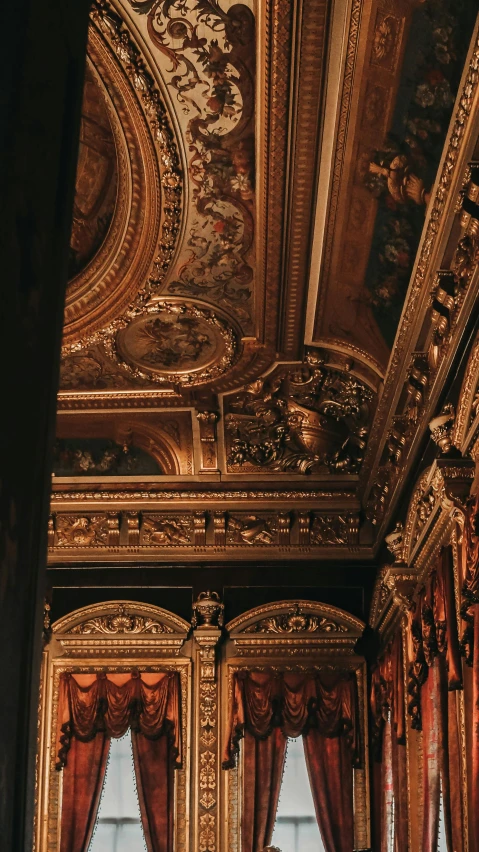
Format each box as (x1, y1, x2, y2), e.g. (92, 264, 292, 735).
(385, 522, 405, 563)
(192, 591, 224, 628)
(428, 403, 456, 454)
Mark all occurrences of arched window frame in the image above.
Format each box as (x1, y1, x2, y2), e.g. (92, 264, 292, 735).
(35, 601, 191, 852)
(220, 600, 370, 852)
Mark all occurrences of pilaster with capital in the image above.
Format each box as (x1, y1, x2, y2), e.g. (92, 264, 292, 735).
(196, 411, 220, 474)
(192, 593, 223, 852)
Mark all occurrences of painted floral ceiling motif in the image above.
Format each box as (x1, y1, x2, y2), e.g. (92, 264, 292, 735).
(128, 0, 256, 331)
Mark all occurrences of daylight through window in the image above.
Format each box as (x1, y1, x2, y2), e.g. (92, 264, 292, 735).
(272, 737, 324, 852)
(89, 731, 146, 852)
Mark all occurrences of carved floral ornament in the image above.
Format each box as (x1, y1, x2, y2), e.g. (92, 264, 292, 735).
(242, 604, 348, 635)
(53, 601, 190, 637)
(67, 604, 174, 635)
(224, 358, 375, 475)
(51, 598, 363, 641)
(226, 601, 364, 639)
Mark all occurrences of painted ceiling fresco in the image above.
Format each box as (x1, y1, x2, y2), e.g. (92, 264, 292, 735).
(130, 0, 256, 330)
(53, 439, 162, 476)
(313, 0, 477, 370)
(363, 0, 476, 348)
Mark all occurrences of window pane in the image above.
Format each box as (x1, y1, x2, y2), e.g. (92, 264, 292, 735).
(89, 731, 146, 852)
(272, 737, 324, 852)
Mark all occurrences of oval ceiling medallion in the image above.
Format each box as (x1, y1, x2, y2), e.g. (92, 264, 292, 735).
(115, 301, 238, 386)
(62, 10, 182, 346)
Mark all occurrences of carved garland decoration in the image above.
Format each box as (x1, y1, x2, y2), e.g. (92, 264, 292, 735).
(66, 604, 174, 634)
(243, 604, 348, 634)
(225, 359, 374, 475)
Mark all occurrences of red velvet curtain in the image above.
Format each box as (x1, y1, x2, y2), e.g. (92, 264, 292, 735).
(303, 729, 354, 852)
(370, 632, 407, 851)
(242, 728, 288, 852)
(59, 734, 110, 852)
(406, 547, 463, 852)
(461, 491, 479, 849)
(223, 669, 359, 852)
(56, 671, 181, 852)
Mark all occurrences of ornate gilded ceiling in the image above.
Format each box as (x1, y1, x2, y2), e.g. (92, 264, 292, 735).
(53, 0, 479, 557)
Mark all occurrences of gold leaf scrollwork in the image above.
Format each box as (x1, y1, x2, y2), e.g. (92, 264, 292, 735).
(243, 603, 348, 634)
(67, 604, 174, 634)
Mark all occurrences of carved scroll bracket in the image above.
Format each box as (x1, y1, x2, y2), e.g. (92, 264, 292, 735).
(196, 411, 220, 475)
(192, 593, 223, 852)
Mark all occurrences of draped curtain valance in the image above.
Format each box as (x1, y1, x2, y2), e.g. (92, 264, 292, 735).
(461, 493, 479, 849)
(223, 669, 360, 769)
(56, 670, 181, 852)
(370, 633, 407, 850)
(56, 671, 181, 769)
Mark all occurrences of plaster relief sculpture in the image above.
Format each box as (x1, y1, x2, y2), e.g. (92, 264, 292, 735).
(242, 603, 348, 634)
(225, 363, 373, 474)
(141, 514, 193, 546)
(67, 603, 174, 634)
(115, 300, 238, 386)
(55, 515, 110, 547)
(226, 515, 277, 546)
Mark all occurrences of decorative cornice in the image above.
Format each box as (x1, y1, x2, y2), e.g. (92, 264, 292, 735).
(47, 509, 365, 560)
(362, 21, 479, 535)
(453, 329, 479, 452)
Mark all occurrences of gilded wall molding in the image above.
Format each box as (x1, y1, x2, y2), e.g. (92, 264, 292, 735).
(46, 508, 365, 562)
(192, 594, 223, 852)
(62, 0, 182, 351)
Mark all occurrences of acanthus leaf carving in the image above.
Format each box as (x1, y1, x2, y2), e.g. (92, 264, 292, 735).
(243, 604, 348, 634)
(67, 604, 174, 634)
(225, 363, 373, 475)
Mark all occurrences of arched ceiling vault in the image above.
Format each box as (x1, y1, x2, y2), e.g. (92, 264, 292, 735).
(52, 0, 479, 561)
